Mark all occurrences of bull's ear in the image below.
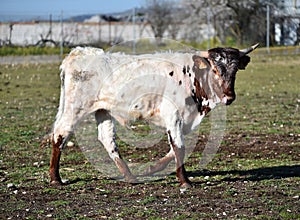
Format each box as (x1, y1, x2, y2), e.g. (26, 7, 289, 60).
(238, 55, 250, 70)
(192, 55, 210, 70)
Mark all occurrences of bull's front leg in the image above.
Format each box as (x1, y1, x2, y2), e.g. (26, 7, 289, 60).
(167, 128, 191, 188)
(95, 110, 136, 183)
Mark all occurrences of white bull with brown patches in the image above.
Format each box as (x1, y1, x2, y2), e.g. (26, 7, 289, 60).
(50, 44, 259, 187)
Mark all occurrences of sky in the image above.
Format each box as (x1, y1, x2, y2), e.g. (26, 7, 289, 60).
(0, 0, 143, 20)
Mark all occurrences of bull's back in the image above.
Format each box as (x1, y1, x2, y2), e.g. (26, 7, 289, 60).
(58, 48, 199, 129)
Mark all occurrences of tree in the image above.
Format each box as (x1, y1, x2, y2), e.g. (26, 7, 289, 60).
(180, 0, 207, 43)
(183, 0, 286, 46)
(226, 0, 286, 46)
(145, 0, 175, 39)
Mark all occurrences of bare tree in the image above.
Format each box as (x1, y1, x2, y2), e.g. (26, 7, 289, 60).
(180, 0, 208, 42)
(183, 0, 287, 46)
(225, 0, 260, 45)
(182, 0, 232, 44)
(145, 0, 174, 39)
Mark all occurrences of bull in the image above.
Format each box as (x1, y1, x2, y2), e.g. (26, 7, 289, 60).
(49, 44, 259, 188)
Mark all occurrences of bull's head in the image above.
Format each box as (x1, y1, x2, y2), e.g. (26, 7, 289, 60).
(192, 43, 259, 106)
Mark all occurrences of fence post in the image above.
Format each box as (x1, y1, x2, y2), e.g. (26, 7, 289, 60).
(266, 4, 270, 54)
(60, 11, 64, 59)
(133, 8, 136, 54)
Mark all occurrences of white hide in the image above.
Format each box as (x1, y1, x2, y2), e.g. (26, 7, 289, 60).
(53, 47, 218, 147)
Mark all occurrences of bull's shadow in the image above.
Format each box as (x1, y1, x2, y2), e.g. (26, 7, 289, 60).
(63, 165, 299, 185)
(187, 165, 300, 183)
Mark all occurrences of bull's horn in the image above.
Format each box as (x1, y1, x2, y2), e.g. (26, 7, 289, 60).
(239, 43, 259, 56)
(197, 51, 209, 58)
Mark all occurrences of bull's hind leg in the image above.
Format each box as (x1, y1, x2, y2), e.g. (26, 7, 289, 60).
(50, 110, 80, 184)
(145, 149, 174, 175)
(95, 110, 136, 183)
(50, 126, 74, 185)
(50, 134, 63, 184)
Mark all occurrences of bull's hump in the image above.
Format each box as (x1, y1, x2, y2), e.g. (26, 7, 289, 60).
(69, 47, 105, 57)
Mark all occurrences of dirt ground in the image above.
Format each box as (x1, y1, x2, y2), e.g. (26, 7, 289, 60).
(1, 133, 299, 220)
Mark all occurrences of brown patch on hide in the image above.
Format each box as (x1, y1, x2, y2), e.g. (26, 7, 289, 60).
(149, 108, 160, 117)
(201, 105, 211, 115)
(191, 55, 212, 115)
(192, 77, 210, 115)
(193, 78, 208, 100)
(179, 80, 182, 86)
(169, 71, 174, 76)
(72, 70, 94, 82)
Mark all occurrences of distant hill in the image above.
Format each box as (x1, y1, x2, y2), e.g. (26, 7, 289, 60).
(68, 7, 146, 22)
(0, 7, 146, 23)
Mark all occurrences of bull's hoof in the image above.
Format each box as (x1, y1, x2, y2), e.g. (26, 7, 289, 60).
(125, 175, 138, 184)
(50, 179, 63, 185)
(180, 182, 192, 189)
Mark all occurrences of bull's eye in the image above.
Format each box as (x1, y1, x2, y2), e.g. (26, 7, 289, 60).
(213, 69, 219, 76)
(213, 69, 221, 80)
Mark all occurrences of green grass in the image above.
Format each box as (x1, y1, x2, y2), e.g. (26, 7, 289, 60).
(0, 53, 299, 219)
(227, 54, 300, 135)
(0, 46, 71, 56)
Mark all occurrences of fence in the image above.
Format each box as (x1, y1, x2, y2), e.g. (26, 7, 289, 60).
(0, 21, 158, 47)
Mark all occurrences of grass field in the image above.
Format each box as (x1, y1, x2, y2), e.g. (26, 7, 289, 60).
(0, 53, 299, 219)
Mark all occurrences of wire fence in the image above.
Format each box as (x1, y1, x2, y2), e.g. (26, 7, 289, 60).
(253, 46, 300, 56)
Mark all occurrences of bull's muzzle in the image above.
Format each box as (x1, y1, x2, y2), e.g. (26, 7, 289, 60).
(222, 92, 236, 105)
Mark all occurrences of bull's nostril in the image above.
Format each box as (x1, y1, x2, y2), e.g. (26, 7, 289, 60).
(222, 95, 235, 105)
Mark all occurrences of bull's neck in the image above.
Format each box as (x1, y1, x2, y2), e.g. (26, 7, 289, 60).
(191, 64, 218, 115)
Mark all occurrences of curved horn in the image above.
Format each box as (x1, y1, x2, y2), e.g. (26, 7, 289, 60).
(239, 43, 259, 56)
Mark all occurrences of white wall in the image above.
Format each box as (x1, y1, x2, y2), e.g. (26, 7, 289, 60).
(0, 22, 155, 46)
(0, 21, 212, 46)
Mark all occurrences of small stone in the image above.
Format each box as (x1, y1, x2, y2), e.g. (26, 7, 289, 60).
(67, 141, 75, 147)
(62, 179, 70, 184)
(180, 187, 187, 193)
(7, 183, 16, 189)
